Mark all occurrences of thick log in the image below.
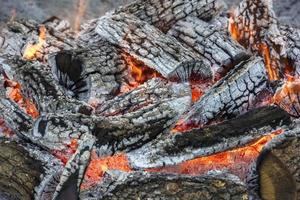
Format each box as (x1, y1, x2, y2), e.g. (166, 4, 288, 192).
(127, 106, 291, 169)
(8, 60, 93, 114)
(175, 57, 271, 129)
(113, 0, 226, 33)
(0, 18, 76, 61)
(82, 13, 207, 79)
(247, 127, 300, 200)
(80, 171, 248, 199)
(167, 16, 250, 79)
(48, 43, 127, 105)
(96, 78, 191, 116)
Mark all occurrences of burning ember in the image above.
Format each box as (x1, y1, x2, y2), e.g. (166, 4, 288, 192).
(23, 25, 47, 60)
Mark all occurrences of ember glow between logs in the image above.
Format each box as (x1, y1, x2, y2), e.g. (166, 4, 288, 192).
(23, 25, 47, 60)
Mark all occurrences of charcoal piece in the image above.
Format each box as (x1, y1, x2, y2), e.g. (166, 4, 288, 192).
(127, 106, 291, 169)
(176, 57, 271, 129)
(0, 18, 76, 60)
(80, 171, 248, 200)
(10, 60, 93, 114)
(85, 13, 206, 79)
(48, 42, 127, 105)
(247, 127, 300, 200)
(0, 139, 44, 200)
(113, 0, 226, 33)
(96, 78, 191, 116)
(167, 16, 250, 78)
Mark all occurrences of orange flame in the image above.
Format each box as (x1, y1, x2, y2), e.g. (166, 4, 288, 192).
(148, 129, 283, 179)
(228, 13, 239, 41)
(82, 153, 131, 189)
(5, 80, 39, 118)
(23, 25, 47, 60)
(259, 43, 279, 81)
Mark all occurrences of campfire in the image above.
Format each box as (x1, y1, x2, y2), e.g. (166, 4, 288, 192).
(0, 0, 299, 199)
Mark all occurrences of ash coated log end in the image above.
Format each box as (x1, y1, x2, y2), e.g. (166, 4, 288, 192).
(114, 0, 226, 33)
(247, 128, 300, 200)
(0, 139, 44, 200)
(81, 171, 248, 200)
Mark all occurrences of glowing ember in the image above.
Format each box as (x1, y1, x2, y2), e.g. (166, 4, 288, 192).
(148, 129, 283, 180)
(191, 85, 203, 102)
(258, 43, 279, 81)
(273, 77, 300, 116)
(82, 153, 131, 189)
(5, 80, 39, 118)
(23, 25, 47, 60)
(228, 13, 239, 41)
(52, 139, 78, 164)
(0, 119, 15, 137)
(74, 0, 88, 32)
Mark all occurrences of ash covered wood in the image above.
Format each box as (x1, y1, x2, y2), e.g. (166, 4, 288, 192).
(81, 171, 248, 200)
(247, 127, 300, 200)
(81, 13, 206, 79)
(114, 0, 226, 33)
(127, 106, 291, 169)
(168, 16, 250, 79)
(175, 57, 271, 129)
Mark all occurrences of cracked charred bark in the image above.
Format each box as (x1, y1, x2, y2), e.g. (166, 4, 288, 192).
(80, 13, 207, 79)
(247, 128, 300, 200)
(127, 106, 291, 169)
(176, 57, 271, 129)
(81, 171, 248, 200)
(113, 0, 226, 33)
(168, 16, 250, 79)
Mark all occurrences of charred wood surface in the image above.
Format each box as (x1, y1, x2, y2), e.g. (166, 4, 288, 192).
(81, 171, 248, 200)
(48, 43, 127, 105)
(83, 13, 206, 79)
(176, 57, 271, 129)
(127, 106, 291, 169)
(168, 16, 250, 78)
(0, 139, 44, 200)
(113, 0, 226, 33)
(247, 127, 300, 200)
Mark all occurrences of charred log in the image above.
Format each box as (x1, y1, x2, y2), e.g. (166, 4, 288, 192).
(113, 0, 226, 33)
(81, 13, 207, 79)
(0, 139, 44, 200)
(168, 16, 250, 79)
(127, 105, 290, 169)
(81, 171, 248, 200)
(48, 43, 127, 105)
(247, 127, 300, 200)
(175, 57, 271, 130)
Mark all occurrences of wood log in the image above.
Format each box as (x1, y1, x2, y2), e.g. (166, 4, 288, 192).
(247, 127, 300, 200)
(0, 18, 77, 61)
(175, 57, 271, 129)
(7, 60, 93, 115)
(96, 78, 191, 116)
(113, 0, 226, 33)
(80, 171, 248, 200)
(48, 43, 128, 105)
(127, 106, 291, 169)
(167, 16, 250, 79)
(81, 13, 208, 79)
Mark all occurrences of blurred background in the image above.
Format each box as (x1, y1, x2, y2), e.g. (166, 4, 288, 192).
(0, 0, 299, 28)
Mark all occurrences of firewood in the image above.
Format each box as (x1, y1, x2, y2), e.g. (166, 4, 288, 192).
(48, 43, 127, 105)
(81, 13, 207, 79)
(113, 0, 226, 33)
(167, 16, 250, 79)
(127, 106, 291, 169)
(175, 57, 271, 129)
(247, 128, 300, 200)
(81, 171, 248, 200)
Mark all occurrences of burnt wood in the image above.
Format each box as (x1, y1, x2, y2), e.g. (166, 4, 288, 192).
(247, 127, 300, 200)
(127, 105, 291, 169)
(168, 16, 250, 79)
(80, 171, 248, 200)
(82, 13, 207, 79)
(113, 0, 226, 33)
(176, 57, 271, 129)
